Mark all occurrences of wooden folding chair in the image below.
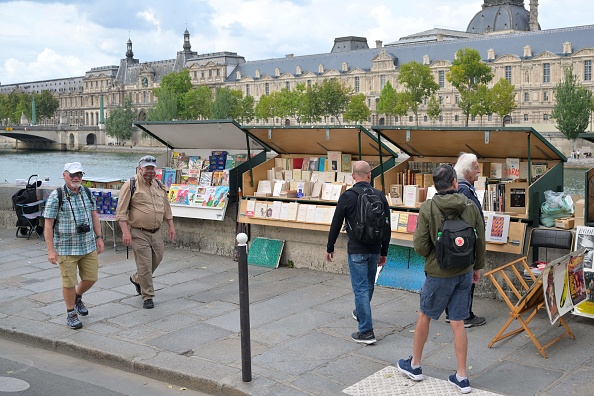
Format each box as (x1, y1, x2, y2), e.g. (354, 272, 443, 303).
(483, 228, 575, 358)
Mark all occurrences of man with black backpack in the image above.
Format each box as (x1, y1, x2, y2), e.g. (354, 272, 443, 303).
(325, 161, 390, 345)
(397, 164, 485, 394)
(43, 162, 104, 330)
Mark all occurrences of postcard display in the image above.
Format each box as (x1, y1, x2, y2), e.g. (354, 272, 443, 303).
(238, 126, 397, 231)
(571, 227, 594, 318)
(371, 126, 567, 255)
(134, 120, 269, 221)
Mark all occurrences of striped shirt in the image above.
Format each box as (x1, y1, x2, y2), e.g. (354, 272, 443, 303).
(43, 185, 98, 256)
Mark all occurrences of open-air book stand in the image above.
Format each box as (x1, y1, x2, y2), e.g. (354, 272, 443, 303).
(483, 228, 575, 358)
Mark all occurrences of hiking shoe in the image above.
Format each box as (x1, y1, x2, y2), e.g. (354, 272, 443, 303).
(397, 357, 424, 381)
(448, 374, 471, 394)
(67, 311, 82, 329)
(352, 309, 358, 321)
(143, 298, 154, 309)
(464, 316, 486, 328)
(130, 276, 141, 295)
(74, 298, 88, 316)
(351, 330, 376, 344)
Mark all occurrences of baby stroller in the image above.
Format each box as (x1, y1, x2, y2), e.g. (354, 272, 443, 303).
(12, 175, 44, 239)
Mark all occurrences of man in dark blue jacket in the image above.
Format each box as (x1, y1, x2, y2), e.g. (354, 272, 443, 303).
(325, 161, 390, 344)
(450, 152, 486, 327)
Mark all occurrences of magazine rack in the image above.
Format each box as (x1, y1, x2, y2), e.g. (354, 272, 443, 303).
(483, 228, 575, 358)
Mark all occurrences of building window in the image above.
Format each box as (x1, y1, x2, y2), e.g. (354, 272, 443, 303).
(505, 66, 512, 82)
(585, 60, 592, 81)
(439, 96, 443, 105)
(543, 113, 549, 120)
(454, 115, 459, 122)
(201, 71, 205, 78)
(355, 77, 360, 93)
(438, 70, 445, 88)
(380, 75, 386, 90)
(209, 70, 213, 77)
(439, 115, 443, 122)
(246, 84, 250, 96)
(524, 114, 529, 121)
(524, 92, 529, 102)
(217, 69, 220, 77)
(543, 63, 550, 83)
(488, 115, 493, 121)
(455, 95, 459, 104)
(394, 116, 399, 122)
(423, 115, 428, 122)
(285, 81, 290, 90)
(471, 115, 476, 122)
(265, 83, 270, 96)
(193, 71, 197, 78)
(409, 115, 413, 122)
(307, 80, 312, 87)
(543, 91, 549, 101)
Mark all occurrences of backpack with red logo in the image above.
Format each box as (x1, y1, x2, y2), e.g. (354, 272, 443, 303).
(432, 201, 477, 270)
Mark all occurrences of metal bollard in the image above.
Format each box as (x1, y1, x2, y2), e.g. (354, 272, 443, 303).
(236, 233, 252, 382)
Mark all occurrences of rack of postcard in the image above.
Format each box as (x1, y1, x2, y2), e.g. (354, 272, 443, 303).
(569, 226, 594, 319)
(157, 150, 250, 220)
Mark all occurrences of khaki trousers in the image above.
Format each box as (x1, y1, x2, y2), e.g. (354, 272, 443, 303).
(130, 227, 164, 300)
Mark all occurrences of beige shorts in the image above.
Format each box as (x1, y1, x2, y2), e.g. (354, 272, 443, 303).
(58, 250, 99, 288)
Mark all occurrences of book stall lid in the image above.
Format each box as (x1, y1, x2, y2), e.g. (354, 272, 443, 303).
(247, 237, 285, 269)
(244, 125, 399, 158)
(371, 126, 566, 162)
(134, 119, 271, 151)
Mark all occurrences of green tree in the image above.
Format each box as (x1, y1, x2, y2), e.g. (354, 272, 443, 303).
(154, 70, 193, 115)
(277, 87, 304, 125)
(254, 94, 274, 123)
(237, 95, 255, 124)
(469, 84, 492, 126)
(398, 61, 440, 126)
(147, 89, 178, 121)
(376, 81, 398, 125)
(446, 48, 494, 126)
(318, 79, 351, 123)
(34, 90, 60, 121)
(394, 92, 410, 123)
(551, 65, 593, 151)
(426, 95, 441, 124)
(210, 87, 238, 119)
(490, 78, 517, 123)
(343, 93, 371, 124)
(0, 94, 9, 124)
(181, 86, 212, 120)
(301, 83, 323, 124)
(105, 97, 136, 143)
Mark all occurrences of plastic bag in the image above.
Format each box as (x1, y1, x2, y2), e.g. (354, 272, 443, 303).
(540, 190, 574, 227)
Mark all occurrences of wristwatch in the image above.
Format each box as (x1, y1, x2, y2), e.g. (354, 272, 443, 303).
(95, 235, 103, 240)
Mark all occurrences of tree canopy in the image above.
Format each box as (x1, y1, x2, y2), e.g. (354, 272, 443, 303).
(397, 61, 440, 126)
(105, 97, 136, 142)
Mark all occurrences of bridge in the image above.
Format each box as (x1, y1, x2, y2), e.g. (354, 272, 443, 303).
(0, 125, 105, 150)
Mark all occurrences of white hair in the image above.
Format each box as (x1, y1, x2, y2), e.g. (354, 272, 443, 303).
(454, 153, 478, 178)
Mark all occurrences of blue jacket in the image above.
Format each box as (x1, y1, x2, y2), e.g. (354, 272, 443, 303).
(457, 178, 485, 225)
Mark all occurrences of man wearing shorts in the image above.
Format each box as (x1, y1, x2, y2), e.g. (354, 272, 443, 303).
(397, 164, 485, 394)
(44, 162, 104, 329)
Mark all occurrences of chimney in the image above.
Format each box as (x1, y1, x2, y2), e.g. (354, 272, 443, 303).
(375, 40, 383, 48)
(285, 54, 294, 58)
(529, 0, 539, 31)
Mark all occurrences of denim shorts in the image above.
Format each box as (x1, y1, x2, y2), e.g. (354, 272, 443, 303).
(419, 272, 472, 321)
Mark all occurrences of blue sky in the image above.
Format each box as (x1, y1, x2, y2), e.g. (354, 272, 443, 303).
(0, 0, 592, 85)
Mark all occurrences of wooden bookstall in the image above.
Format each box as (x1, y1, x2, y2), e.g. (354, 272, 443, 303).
(238, 125, 398, 230)
(134, 120, 271, 221)
(372, 126, 567, 254)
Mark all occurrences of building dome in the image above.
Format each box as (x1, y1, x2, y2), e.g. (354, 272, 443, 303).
(467, 1, 531, 34)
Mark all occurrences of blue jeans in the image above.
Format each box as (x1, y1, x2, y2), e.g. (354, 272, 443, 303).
(348, 253, 380, 333)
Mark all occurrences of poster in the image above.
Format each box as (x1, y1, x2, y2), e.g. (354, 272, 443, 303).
(574, 226, 594, 270)
(573, 270, 594, 317)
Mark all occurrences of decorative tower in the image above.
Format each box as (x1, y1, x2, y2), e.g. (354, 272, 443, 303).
(126, 39, 134, 63)
(183, 29, 192, 54)
(529, 0, 539, 31)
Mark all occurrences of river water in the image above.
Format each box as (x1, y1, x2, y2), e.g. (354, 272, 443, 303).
(0, 149, 590, 194)
(0, 150, 158, 187)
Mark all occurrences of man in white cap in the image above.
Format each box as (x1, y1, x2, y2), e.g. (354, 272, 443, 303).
(116, 155, 176, 309)
(43, 162, 104, 329)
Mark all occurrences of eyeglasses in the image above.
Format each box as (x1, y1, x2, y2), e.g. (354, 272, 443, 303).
(67, 172, 84, 178)
(140, 156, 157, 164)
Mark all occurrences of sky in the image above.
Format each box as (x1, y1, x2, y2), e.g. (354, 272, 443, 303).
(0, 0, 593, 85)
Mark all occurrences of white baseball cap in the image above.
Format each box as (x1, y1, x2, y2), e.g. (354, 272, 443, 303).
(64, 162, 84, 173)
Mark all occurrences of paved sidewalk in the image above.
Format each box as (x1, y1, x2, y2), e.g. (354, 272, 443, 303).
(0, 229, 592, 396)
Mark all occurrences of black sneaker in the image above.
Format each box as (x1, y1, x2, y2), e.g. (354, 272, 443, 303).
(130, 276, 141, 295)
(351, 330, 376, 344)
(143, 298, 154, 309)
(352, 309, 358, 321)
(74, 298, 88, 316)
(464, 316, 486, 328)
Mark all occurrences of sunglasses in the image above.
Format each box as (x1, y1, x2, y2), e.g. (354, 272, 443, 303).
(140, 157, 157, 164)
(67, 172, 84, 178)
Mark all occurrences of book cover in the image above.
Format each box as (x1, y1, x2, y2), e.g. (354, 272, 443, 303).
(254, 202, 267, 218)
(292, 158, 304, 170)
(389, 184, 403, 205)
(329, 184, 344, 201)
(390, 211, 400, 231)
(321, 183, 333, 200)
(292, 169, 302, 181)
(406, 213, 419, 233)
(245, 200, 256, 217)
(211, 171, 223, 186)
(324, 172, 336, 182)
(296, 204, 308, 222)
(257, 180, 272, 194)
(212, 186, 229, 208)
(301, 170, 312, 182)
(397, 212, 409, 233)
(327, 151, 342, 172)
(194, 187, 207, 206)
(490, 163, 506, 179)
(314, 206, 325, 223)
(162, 168, 176, 189)
(186, 186, 198, 205)
(202, 187, 217, 207)
(279, 202, 290, 220)
(311, 182, 323, 199)
(531, 163, 548, 181)
(272, 181, 285, 197)
(505, 158, 520, 180)
(174, 185, 190, 205)
(305, 205, 317, 222)
(308, 157, 319, 171)
(186, 169, 201, 185)
(270, 201, 282, 219)
(341, 154, 352, 173)
(167, 184, 180, 203)
(322, 207, 336, 224)
(287, 202, 299, 221)
(318, 157, 327, 172)
(155, 168, 163, 182)
(199, 171, 213, 187)
(221, 169, 230, 186)
(505, 182, 528, 213)
(485, 212, 510, 243)
(188, 156, 201, 169)
(403, 185, 418, 207)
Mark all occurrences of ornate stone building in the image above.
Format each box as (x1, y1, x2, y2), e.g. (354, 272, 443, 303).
(2, 0, 594, 136)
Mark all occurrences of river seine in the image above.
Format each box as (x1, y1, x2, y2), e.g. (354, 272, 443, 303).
(0, 149, 589, 195)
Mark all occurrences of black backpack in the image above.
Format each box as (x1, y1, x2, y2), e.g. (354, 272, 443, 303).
(432, 201, 477, 269)
(54, 185, 93, 230)
(347, 185, 390, 244)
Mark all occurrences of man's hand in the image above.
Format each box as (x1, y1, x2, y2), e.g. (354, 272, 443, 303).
(325, 251, 334, 262)
(168, 226, 176, 241)
(122, 231, 132, 247)
(378, 256, 387, 267)
(472, 269, 481, 284)
(96, 238, 104, 254)
(47, 249, 58, 265)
